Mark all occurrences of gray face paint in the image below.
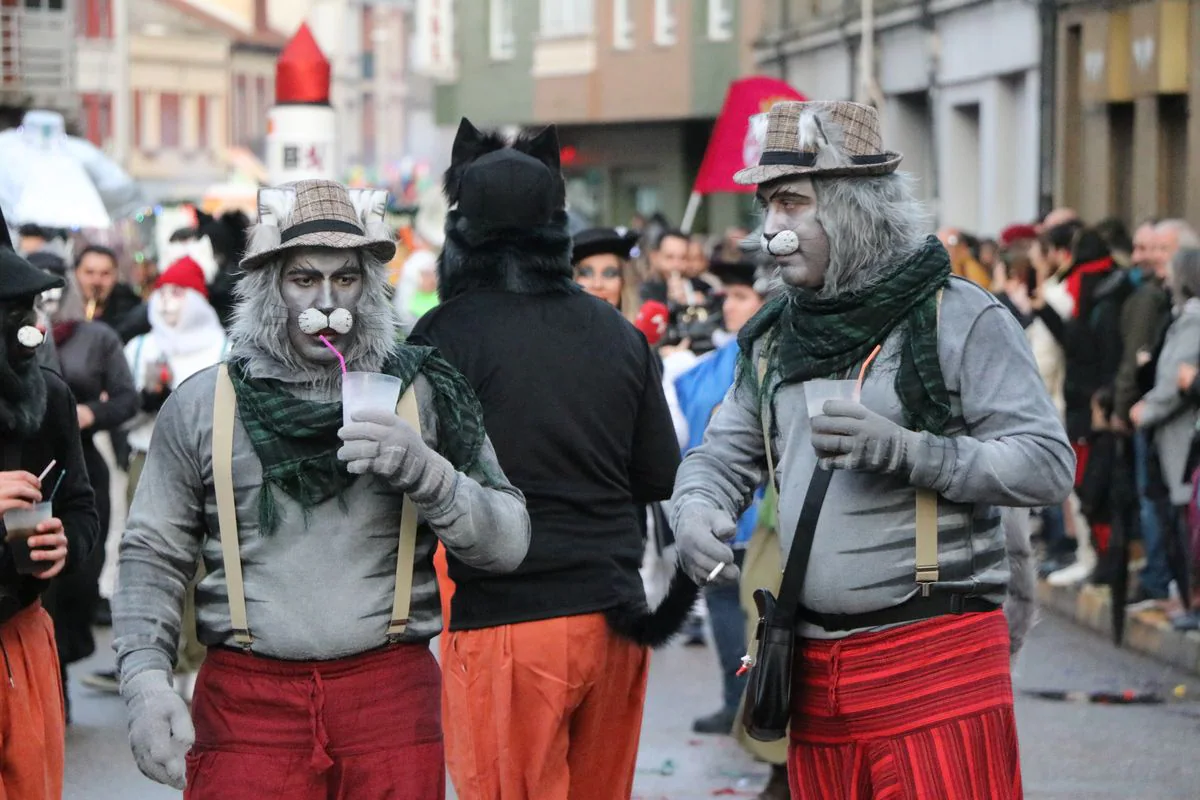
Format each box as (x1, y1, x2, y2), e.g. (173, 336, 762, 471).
(758, 177, 831, 289)
(279, 248, 365, 366)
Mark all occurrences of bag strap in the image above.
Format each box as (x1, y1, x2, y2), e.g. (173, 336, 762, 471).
(387, 385, 421, 641)
(213, 364, 253, 651)
(915, 288, 946, 595)
(757, 340, 832, 626)
(772, 468, 833, 626)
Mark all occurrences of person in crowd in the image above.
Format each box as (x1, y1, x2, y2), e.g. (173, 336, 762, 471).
(73, 245, 150, 343)
(83, 255, 229, 696)
(394, 249, 440, 323)
(17, 223, 50, 256)
(687, 234, 722, 295)
(641, 228, 692, 305)
(978, 237, 1000, 275)
(1034, 227, 1127, 585)
(1095, 217, 1134, 268)
(673, 260, 768, 737)
(572, 226, 643, 321)
(26, 251, 66, 375)
(936, 227, 990, 287)
(194, 210, 252, 329)
(1077, 387, 1129, 570)
(113, 178, 530, 796)
(34, 251, 138, 717)
(409, 120, 684, 800)
(0, 213, 100, 798)
(672, 100, 1073, 798)
(1000, 223, 1039, 256)
(1131, 247, 1200, 631)
(1114, 219, 1181, 606)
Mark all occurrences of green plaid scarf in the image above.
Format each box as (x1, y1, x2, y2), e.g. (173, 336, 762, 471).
(228, 344, 488, 533)
(738, 235, 952, 435)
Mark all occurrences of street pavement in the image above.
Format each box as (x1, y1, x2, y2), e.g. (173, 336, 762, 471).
(64, 612, 1198, 799)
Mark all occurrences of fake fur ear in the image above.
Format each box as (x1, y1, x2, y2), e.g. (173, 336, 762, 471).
(444, 117, 508, 206)
(349, 188, 393, 247)
(245, 187, 298, 261)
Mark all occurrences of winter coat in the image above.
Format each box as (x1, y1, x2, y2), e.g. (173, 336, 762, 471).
(0, 369, 100, 625)
(1114, 276, 1172, 420)
(1139, 301, 1200, 505)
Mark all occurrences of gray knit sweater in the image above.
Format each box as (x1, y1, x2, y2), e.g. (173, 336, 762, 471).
(114, 358, 529, 684)
(671, 277, 1075, 638)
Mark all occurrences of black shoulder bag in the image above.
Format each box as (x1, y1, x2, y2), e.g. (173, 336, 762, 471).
(741, 466, 832, 741)
(741, 346, 833, 742)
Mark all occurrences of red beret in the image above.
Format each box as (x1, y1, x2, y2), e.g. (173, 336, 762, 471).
(1000, 224, 1039, 247)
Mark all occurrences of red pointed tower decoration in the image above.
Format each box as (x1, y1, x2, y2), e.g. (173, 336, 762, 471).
(266, 23, 337, 183)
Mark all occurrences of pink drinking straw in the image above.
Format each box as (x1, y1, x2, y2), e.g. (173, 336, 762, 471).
(319, 335, 347, 374)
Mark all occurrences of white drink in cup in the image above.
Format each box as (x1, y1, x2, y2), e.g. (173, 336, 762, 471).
(804, 379, 859, 419)
(341, 371, 404, 428)
(4, 501, 53, 575)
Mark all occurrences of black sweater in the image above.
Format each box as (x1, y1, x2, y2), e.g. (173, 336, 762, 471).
(410, 290, 680, 630)
(0, 368, 101, 623)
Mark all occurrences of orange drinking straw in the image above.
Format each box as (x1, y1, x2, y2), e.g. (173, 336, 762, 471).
(856, 345, 882, 399)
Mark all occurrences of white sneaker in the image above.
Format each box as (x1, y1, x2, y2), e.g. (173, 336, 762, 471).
(1047, 560, 1094, 587)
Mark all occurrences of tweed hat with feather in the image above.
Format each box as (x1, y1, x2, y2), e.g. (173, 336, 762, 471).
(240, 179, 396, 271)
(735, 100, 902, 185)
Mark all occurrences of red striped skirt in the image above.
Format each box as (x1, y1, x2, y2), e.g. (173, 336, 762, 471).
(788, 610, 1022, 799)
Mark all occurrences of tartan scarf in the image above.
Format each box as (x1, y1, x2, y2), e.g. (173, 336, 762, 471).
(738, 235, 952, 435)
(228, 343, 487, 533)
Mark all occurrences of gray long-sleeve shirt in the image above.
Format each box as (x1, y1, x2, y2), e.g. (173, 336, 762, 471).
(1138, 303, 1200, 505)
(671, 277, 1075, 638)
(114, 360, 530, 683)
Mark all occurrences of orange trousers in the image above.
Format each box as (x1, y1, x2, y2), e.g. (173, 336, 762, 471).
(0, 601, 65, 800)
(443, 613, 650, 800)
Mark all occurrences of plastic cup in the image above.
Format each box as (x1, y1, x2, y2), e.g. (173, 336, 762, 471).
(342, 371, 404, 428)
(804, 379, 858, 418)
(4, 502, 53, 575)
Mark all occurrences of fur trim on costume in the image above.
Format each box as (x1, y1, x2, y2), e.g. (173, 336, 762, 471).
(1002, 507, 1038, 661)
(604, 569, 700, 648)
(437, 209, 578, 300)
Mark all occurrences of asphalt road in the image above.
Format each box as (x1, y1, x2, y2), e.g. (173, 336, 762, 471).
(61, 612, 1197, 800)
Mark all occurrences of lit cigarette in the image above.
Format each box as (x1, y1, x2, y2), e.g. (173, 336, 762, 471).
(37, 460, 57, 483)
(707, 562, 726, 582)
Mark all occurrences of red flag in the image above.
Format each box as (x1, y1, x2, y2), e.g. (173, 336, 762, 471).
(692, 77, 806, 195)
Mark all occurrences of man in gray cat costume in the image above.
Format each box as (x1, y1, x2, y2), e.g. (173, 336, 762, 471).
(113, 178, 530, 799)
(672, 101, 1073, 799)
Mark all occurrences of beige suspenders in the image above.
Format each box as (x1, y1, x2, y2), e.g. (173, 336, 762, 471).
(759, 290, 943, 595)
(212, 365, 422, 653)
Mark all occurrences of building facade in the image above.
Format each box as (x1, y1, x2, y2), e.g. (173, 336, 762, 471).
(1053, 0, 1199, 226)
(425, 0, 763, 232)
(757, 0, 1042, 236)
(1, 0, 77, 121)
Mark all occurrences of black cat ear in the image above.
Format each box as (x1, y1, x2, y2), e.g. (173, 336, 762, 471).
(525, 125, 561, 172)
(451, 118, 486, 168)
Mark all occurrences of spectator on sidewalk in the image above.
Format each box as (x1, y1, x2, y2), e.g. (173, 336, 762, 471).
(1114, 220, 1181, 605)
(1132, 247, 1200, 629)
(937, 227, 991, 288)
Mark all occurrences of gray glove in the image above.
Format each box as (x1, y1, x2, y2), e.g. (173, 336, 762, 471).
(809, 400, 921, 474)
(338, 409, 457, 506)
(674, 503, 740, 585)
(123, 670, 194, 790)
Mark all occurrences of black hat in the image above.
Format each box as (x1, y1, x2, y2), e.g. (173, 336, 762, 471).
(0, 207, 64, 302)
(458, 149, 556, 232)
(572, 227, 639, 264)
(709, 259, 758, 289)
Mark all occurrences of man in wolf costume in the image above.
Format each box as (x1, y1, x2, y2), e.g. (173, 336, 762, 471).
(113, 178, 530, 799)
(673, 101, 1073, 798)
(410, 120, 686, 800)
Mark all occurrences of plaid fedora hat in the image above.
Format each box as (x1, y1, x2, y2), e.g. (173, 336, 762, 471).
(240, 179, 396, 271)
(734, 100, 902, 185)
